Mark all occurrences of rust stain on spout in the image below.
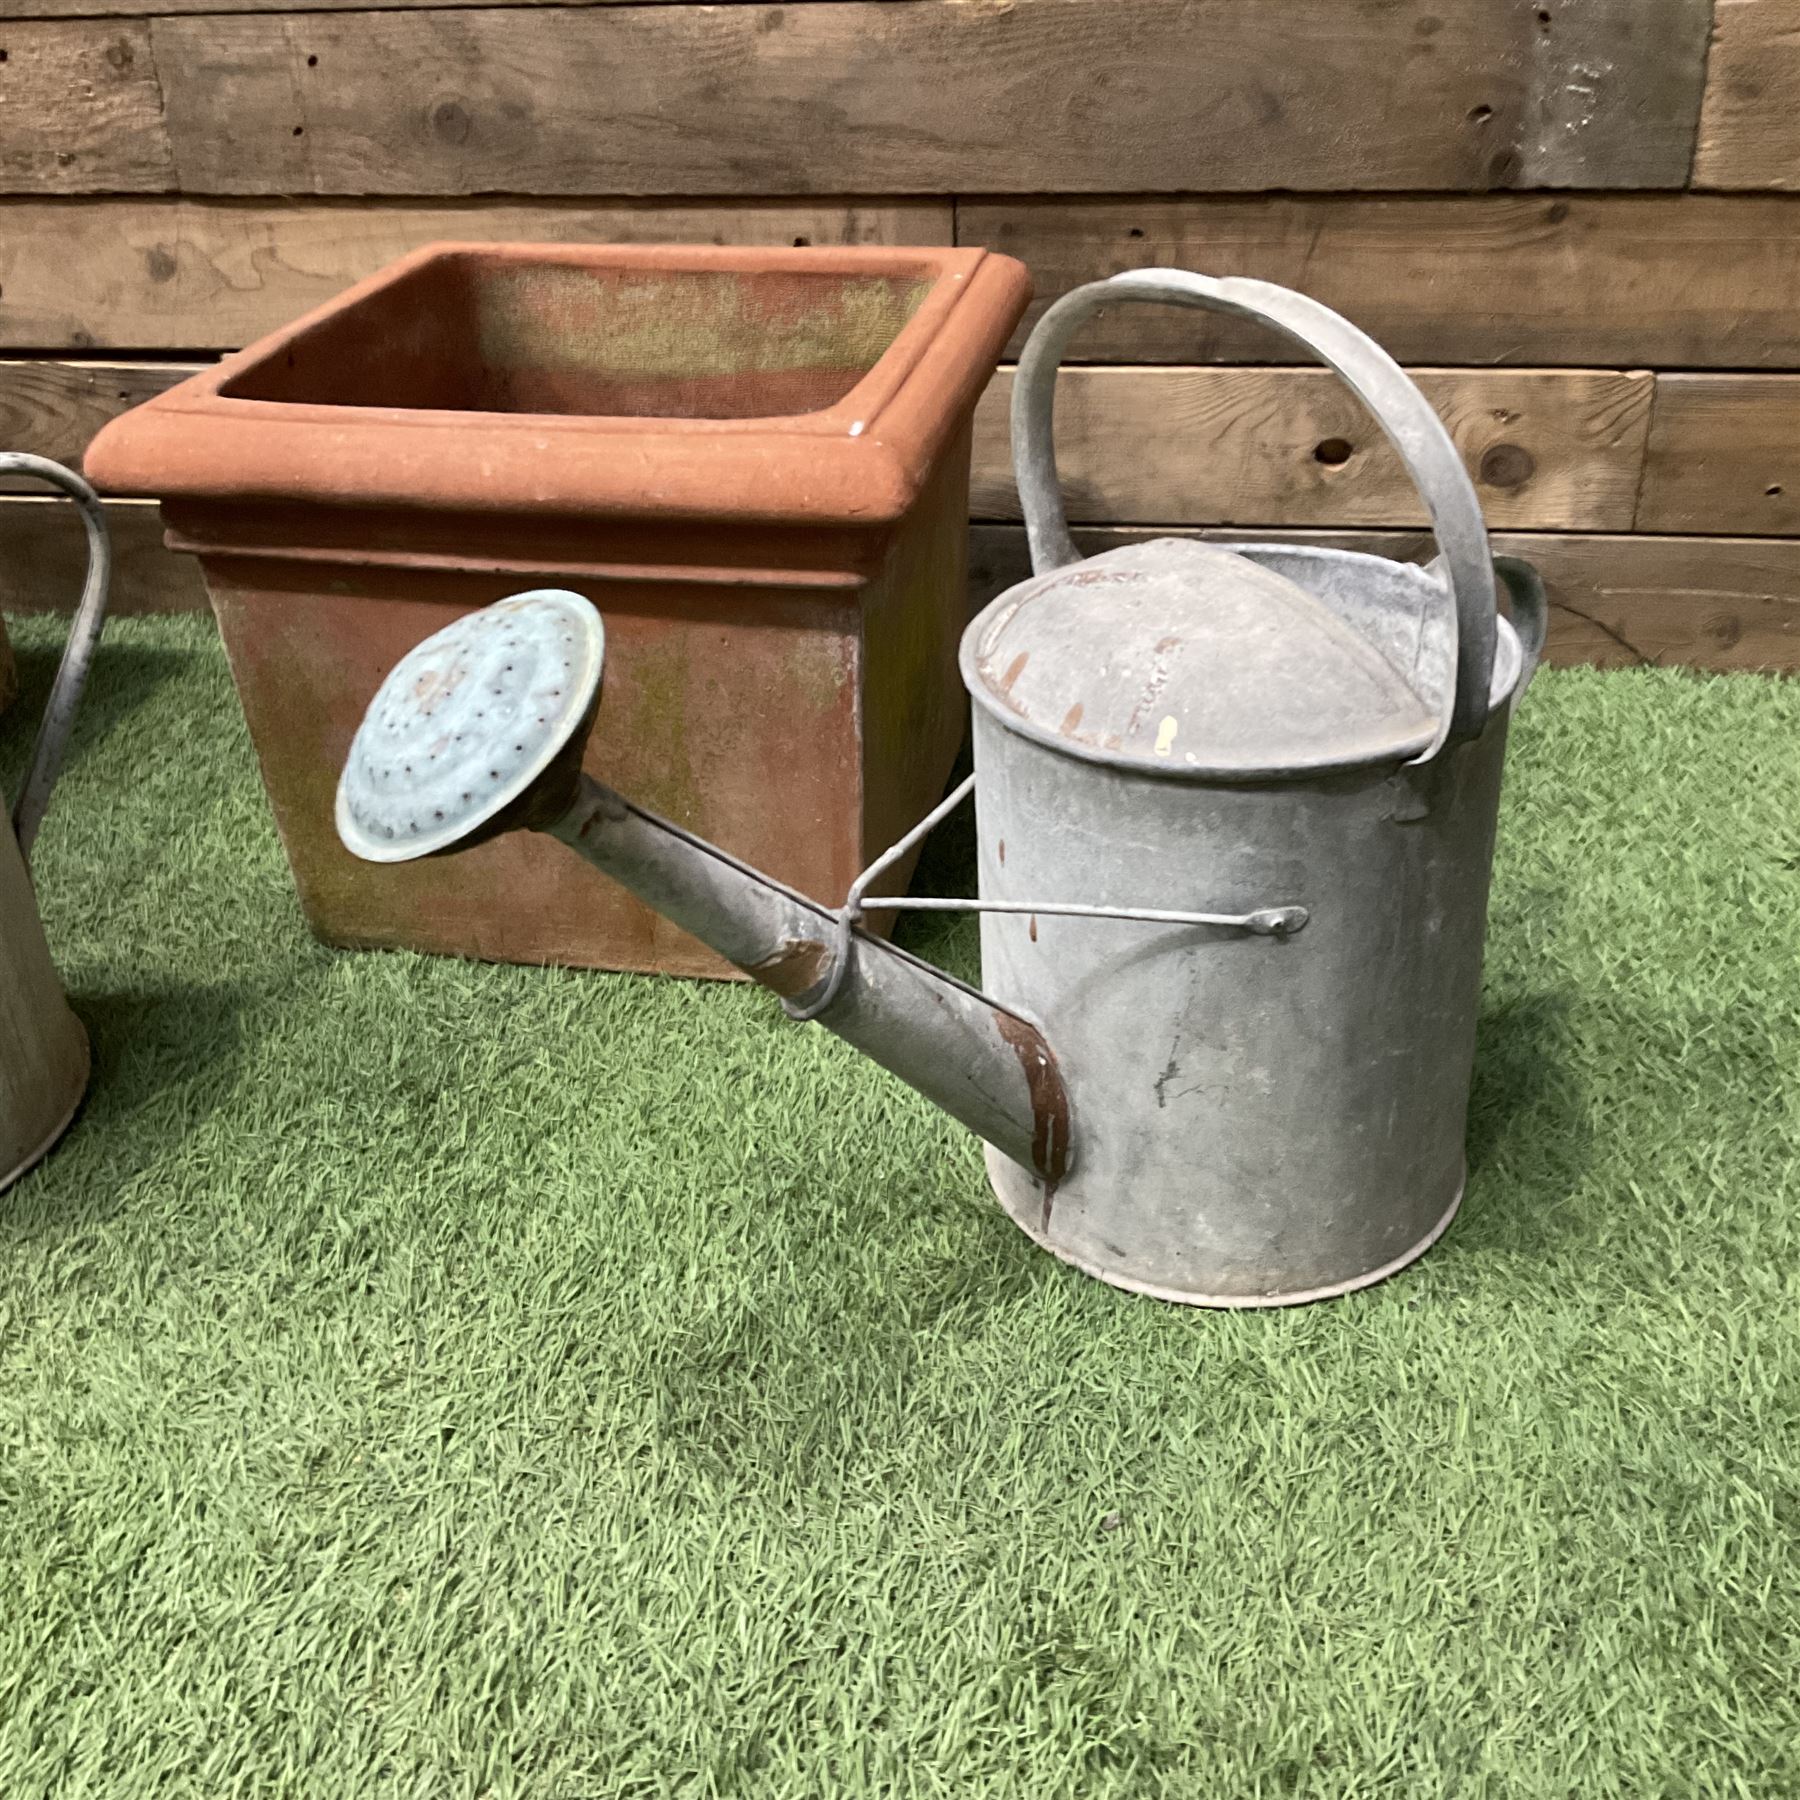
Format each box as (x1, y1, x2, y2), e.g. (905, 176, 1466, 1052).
(749, 936, 833, 999)
(992, 1008, 1072, 1205)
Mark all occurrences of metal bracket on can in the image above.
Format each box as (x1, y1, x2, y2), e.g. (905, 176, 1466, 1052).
(783, 773, 1308, 1024)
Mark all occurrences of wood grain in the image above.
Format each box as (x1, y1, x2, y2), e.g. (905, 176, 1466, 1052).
(1695, 0, 1800, 189)
(0, 0, 1708, 197)
(0, 496, 203, 613)
(6, 358, 1653, 535)
(0, 19, 169, 193)
(971, 525, 1800, 673)
(970, 366, 1655, 532)
(4, 0, 869, 12)
(963, 194, 1800, 369)
(0, 197, 950, 350)
(0, 360, 205, 472)
(1637, 375, 1800, 536)
(30, 190, 1790, 364)
(6, 502, 1795, 674)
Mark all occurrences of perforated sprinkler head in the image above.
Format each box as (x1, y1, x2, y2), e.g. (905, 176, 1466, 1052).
(336, 589, 605, 864)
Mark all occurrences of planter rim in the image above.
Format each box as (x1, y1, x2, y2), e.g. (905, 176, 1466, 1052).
(86, 242, 1029, 529)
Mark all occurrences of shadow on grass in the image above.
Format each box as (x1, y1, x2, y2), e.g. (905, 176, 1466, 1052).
(1466, 992, 1585, 1178)
(650, 1220, 1054, 1494)
(1454, 979, 1799, 1270)
(1455, 990, 1594, 1257)
(0, 637, 190, 789)
(76, 979, 251, 1110)
(1, 979, 252, 1238)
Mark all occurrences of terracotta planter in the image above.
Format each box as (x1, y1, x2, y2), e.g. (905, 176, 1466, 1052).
(86, 242, 1029, 976)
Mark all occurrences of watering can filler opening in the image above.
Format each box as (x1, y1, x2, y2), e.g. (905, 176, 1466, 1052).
(337, 269, 1546, 1308)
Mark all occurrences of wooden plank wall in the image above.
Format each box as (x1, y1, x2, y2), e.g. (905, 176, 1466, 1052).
(0, 0, 1798, 671)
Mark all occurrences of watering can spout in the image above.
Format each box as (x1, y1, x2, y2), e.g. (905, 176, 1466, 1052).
(335, 264, 1543, 1310)
(335, 591, 1074, 1188)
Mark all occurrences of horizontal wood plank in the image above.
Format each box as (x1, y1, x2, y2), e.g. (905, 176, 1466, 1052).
(0, 19, 169, 193)
(1695, 0, 1800, 189)
(0, 0, 1708, 197)
(14, 191, 1793, 368)
(6, 503, 1796, 675)
(0, 496, 203, 613)
(963, 194, 1800, 369)
(0, 197, 951, 350)
(971, 525, 1800, 673)
(0, 359, 206, 469)
(970, 367, 1654, 532)
(5, 0, 872, 13)
(1637, 374, 1800, 535)
(10, 358, 1654, 535)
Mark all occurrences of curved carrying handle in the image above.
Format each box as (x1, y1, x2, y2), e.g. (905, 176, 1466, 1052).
(1, 454, 112, 864)
(1012, 269, 1499, 750)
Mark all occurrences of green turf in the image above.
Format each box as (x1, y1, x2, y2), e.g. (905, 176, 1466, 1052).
(1, 613, 1797, 1797)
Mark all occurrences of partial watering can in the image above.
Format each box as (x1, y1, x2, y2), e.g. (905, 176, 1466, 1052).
(2, 456, 111, 1191)
(336, 271, 1545, 1307)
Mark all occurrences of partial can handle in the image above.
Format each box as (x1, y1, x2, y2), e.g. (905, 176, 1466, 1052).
(1493, 555, 1547, 703)
(1011, 269, 1499, 751)
(1, 455, 112, 864)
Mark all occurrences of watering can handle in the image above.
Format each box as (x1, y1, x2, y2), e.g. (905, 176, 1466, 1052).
(0, 454, 112, 864)
(1012, 270, 1499, 750)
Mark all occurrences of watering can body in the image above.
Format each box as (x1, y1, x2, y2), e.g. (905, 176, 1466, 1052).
(1, 456, 110, 1192)
(1, 820, 90, 1190)
(336, 270, 1543, 1307)
(969, 555, 1524, 1303)
(958, 272, 1542, 1302)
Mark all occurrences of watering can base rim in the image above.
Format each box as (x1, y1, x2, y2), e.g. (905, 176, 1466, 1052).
(984, 1145, 1463, 1309)
(0, 1024, 88, 1195)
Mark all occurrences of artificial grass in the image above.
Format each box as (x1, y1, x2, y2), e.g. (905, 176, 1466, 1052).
(1, 612, 1797, 1798)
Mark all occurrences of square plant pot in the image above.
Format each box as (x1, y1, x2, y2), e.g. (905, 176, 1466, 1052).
(86, 242, 1029, 976)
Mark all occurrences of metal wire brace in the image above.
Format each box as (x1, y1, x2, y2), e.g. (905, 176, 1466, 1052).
(784, 774, 1308, 1022)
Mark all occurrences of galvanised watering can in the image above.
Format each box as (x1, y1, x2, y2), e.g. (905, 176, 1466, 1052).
(2, 456, 111, 1191)
(336, 271, 1545, 1307)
